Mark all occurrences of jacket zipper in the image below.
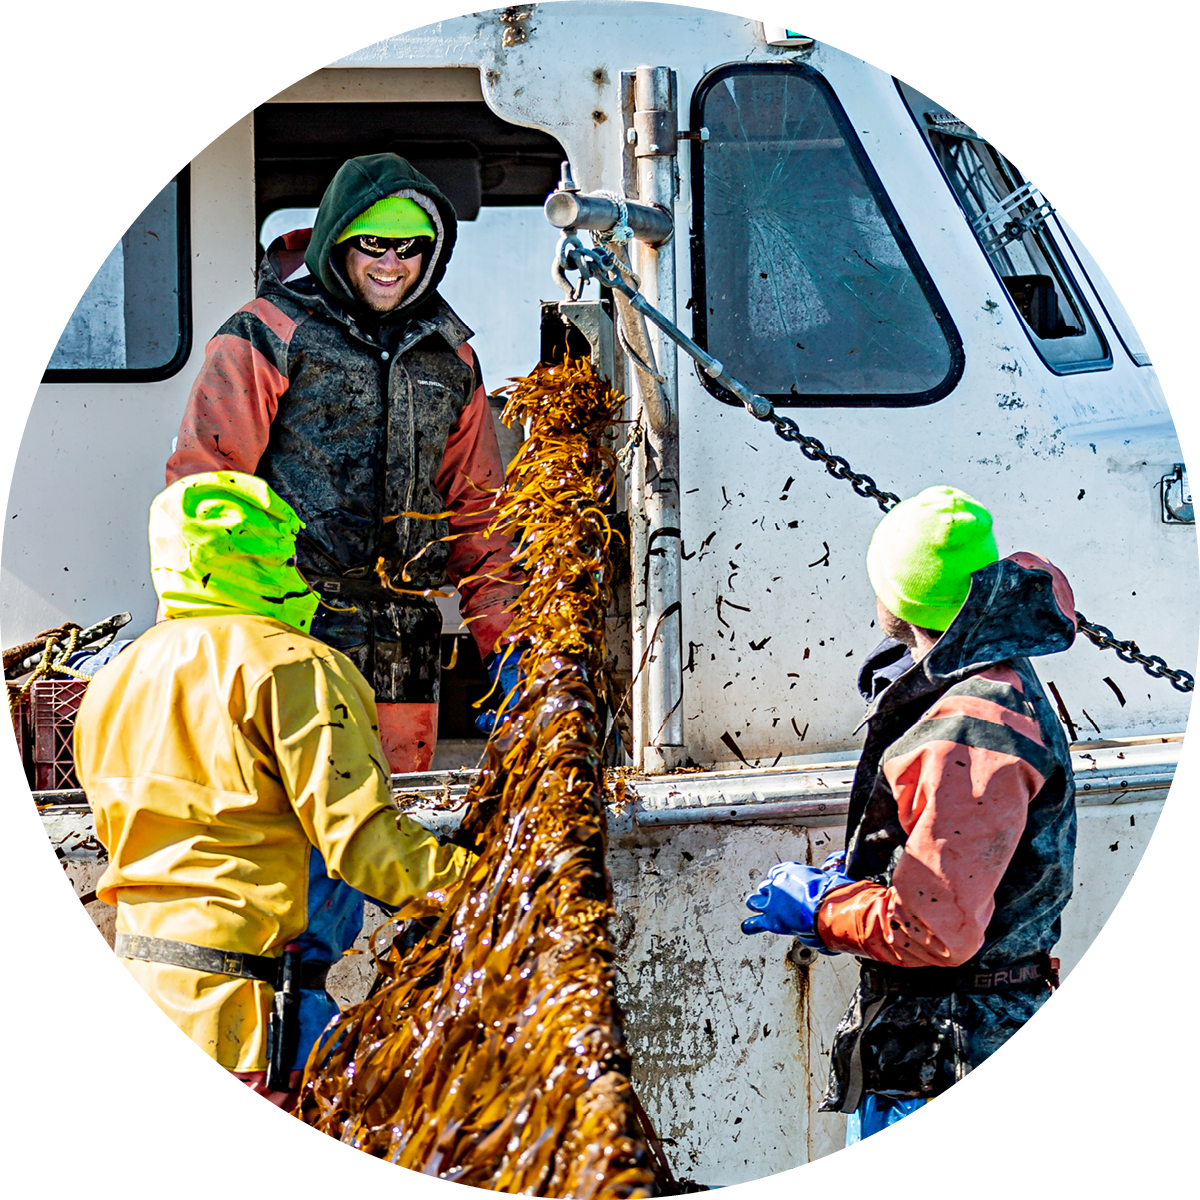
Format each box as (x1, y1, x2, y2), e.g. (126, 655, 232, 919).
(404, 368, 418, 567)
(380, 320, 435, 578)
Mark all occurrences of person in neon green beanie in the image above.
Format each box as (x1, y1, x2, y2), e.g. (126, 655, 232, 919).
(744, 483, 1078, 1145)
(166, 152, 524, 776)
(73, 470, 474, 1111)
(334, 194, 439, 315)
(866, 484, 999, 645)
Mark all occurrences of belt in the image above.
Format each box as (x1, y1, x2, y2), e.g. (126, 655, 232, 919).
(114, 932, 330, 992)
(310, 574, 439, 605)
(861, 952, 1059, 996)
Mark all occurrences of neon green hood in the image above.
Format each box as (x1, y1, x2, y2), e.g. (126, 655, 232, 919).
(149, 472, 320, 632)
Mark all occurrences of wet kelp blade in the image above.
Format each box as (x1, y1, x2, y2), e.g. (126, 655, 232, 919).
(298, 358, 659, 1197)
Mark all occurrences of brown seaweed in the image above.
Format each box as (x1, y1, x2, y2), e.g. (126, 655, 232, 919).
(297, 358, 657, 1197)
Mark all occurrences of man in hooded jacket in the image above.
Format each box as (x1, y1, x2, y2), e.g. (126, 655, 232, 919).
(74, 471, 474, 1110)
(166, 153, 521, 774)
(742, 486, 1077, 1142)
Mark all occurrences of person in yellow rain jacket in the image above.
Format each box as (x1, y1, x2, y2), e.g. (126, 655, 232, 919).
(73, 471, 472, 1109)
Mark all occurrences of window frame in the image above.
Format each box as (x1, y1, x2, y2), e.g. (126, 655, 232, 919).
(894, 80, 1112, 376)
(42, 166, 192, 384)
(1051, 212, 1151, 368)
(688, 61, 964, 409)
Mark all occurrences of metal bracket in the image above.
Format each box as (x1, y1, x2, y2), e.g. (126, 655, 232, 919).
(1161, 463, 1194, 524)
(761, 25, 815, 49)
(631, 109, 679, 157)
(971, 181, 1056, 254)
(627, 127, 708, 145)
(558, 300, 616, 386)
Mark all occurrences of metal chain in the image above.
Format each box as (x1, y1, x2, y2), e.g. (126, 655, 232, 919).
(768, 390, 1194, 690)
(554, 233, 899, 510)
(765, 409, 1194, 692)
(552, 231, 1195, 692)
(754, 408, 901, 514)
(1075, 613, 1195, 693)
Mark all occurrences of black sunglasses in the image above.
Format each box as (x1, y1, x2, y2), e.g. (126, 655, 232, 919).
(346, 233, 434, 259)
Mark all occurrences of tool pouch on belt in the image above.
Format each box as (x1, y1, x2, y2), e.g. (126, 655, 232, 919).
(264, 943, 302, 1092)
(823, 951, 1062, 1114)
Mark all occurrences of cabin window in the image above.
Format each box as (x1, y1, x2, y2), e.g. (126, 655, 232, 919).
(44, 171, 190, 382)
(690, 63, 962, 408)
(897, 82, 1110, 373)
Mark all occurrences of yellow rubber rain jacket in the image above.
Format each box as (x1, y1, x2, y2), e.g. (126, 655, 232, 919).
(74, 613, 470, 1070)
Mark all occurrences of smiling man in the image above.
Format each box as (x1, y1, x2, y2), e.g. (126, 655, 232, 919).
(166, 154, 521, 775)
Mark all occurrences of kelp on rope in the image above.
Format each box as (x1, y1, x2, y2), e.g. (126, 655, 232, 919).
(297, 357, 658, 1198)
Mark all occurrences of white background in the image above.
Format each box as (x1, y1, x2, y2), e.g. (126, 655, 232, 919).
(1, 0, 1195, 1193)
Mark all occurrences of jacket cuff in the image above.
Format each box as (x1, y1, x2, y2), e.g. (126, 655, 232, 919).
(814, 878, 889, 957)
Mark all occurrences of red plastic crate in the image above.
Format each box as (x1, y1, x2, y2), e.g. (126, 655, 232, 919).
(31, 679, 89, 791)
(7, 683, 34, 788)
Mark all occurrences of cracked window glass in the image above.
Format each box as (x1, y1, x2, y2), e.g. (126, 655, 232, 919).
(46, 173, 189, 380)
(897, 81, 1108, 372)
(693, 66, 959, 404)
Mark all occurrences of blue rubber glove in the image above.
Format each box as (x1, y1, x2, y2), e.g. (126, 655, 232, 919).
(475, 646, 525, 735)
(741, 860, 855, 952)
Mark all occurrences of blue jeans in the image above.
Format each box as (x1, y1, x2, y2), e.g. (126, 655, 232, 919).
(845, 1093, 929, 1144)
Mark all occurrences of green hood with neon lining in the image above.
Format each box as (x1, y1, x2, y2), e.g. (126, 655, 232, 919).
(149, 472, 320, 632)
(303, 152, 459, 319)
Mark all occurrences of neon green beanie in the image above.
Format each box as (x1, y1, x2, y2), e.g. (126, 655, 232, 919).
(149, 472, 320, 633)
(866, 486, 999, 632)
(336, 196, 436, 243)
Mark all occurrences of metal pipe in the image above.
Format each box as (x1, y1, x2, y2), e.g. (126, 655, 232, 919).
(636, 799, 851, 827)
(631, 771, 1178, 827)
(630, 65, 684, 774)
(543, 191, 673, 246)
(629, 760, 1176, 827)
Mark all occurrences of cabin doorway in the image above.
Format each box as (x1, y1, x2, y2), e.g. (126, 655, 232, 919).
(253, 85, 572, 766)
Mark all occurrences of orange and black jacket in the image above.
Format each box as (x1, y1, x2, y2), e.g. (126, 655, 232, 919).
(818, 552, 1077, 1110)
(167, 154, 519, 700)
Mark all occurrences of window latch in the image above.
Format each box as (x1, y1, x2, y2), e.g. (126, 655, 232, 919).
(625, 126, 709, 146)
(1162, 464, 1194, 524)
(972, 181, 1055, 254)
